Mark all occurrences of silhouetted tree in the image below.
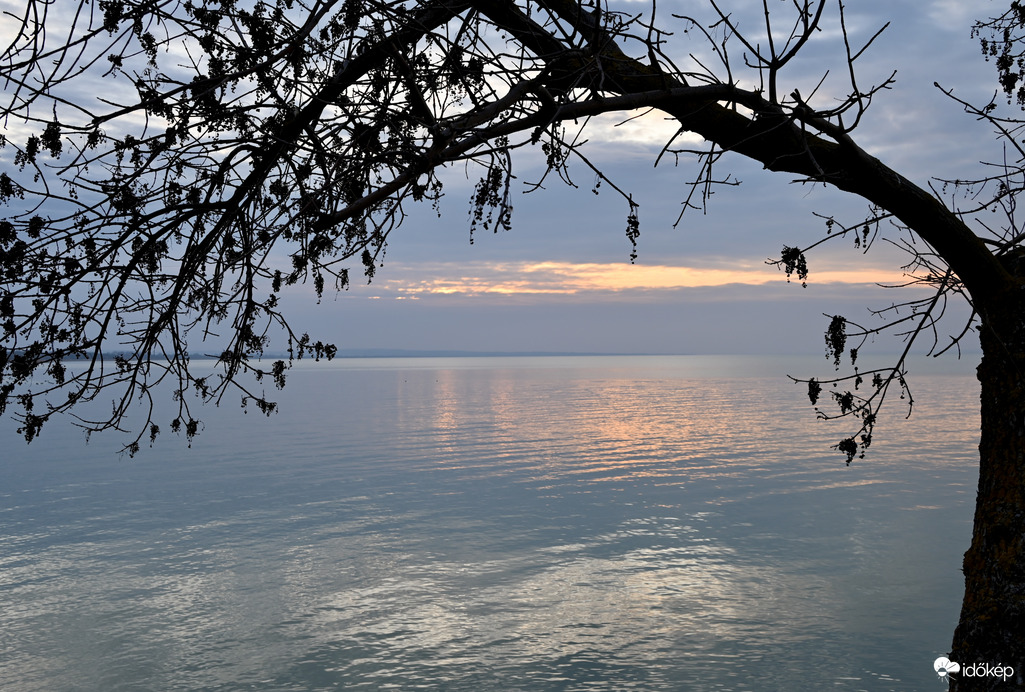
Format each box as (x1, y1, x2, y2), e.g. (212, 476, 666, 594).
(1, 2, 1022, 686)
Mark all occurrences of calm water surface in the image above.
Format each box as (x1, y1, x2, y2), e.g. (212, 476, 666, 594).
(0, 356, 979, 690)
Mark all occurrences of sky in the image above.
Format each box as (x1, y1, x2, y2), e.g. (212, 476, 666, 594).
(0, 0, 1001, 363)
(263, 0, 995, 363)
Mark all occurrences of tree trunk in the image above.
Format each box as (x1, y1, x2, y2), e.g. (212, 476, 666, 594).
(951, 291, 1025, 690)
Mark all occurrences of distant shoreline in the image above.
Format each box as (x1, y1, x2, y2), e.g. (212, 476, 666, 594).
(59, 349, 684, 361)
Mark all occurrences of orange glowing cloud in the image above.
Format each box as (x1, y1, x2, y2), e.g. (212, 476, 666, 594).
(372, 261, 908, 297)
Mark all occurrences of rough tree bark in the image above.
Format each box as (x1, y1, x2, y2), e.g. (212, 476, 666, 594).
(951, 283, 1025, 689)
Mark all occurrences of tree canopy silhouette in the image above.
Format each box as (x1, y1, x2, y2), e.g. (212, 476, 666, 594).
(2, 1, 1024, 686)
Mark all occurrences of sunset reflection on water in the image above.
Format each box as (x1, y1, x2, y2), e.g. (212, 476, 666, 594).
(1, 356, 979, 691)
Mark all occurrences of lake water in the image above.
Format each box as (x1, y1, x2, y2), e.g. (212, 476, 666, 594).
(0, 355, 979, 691)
